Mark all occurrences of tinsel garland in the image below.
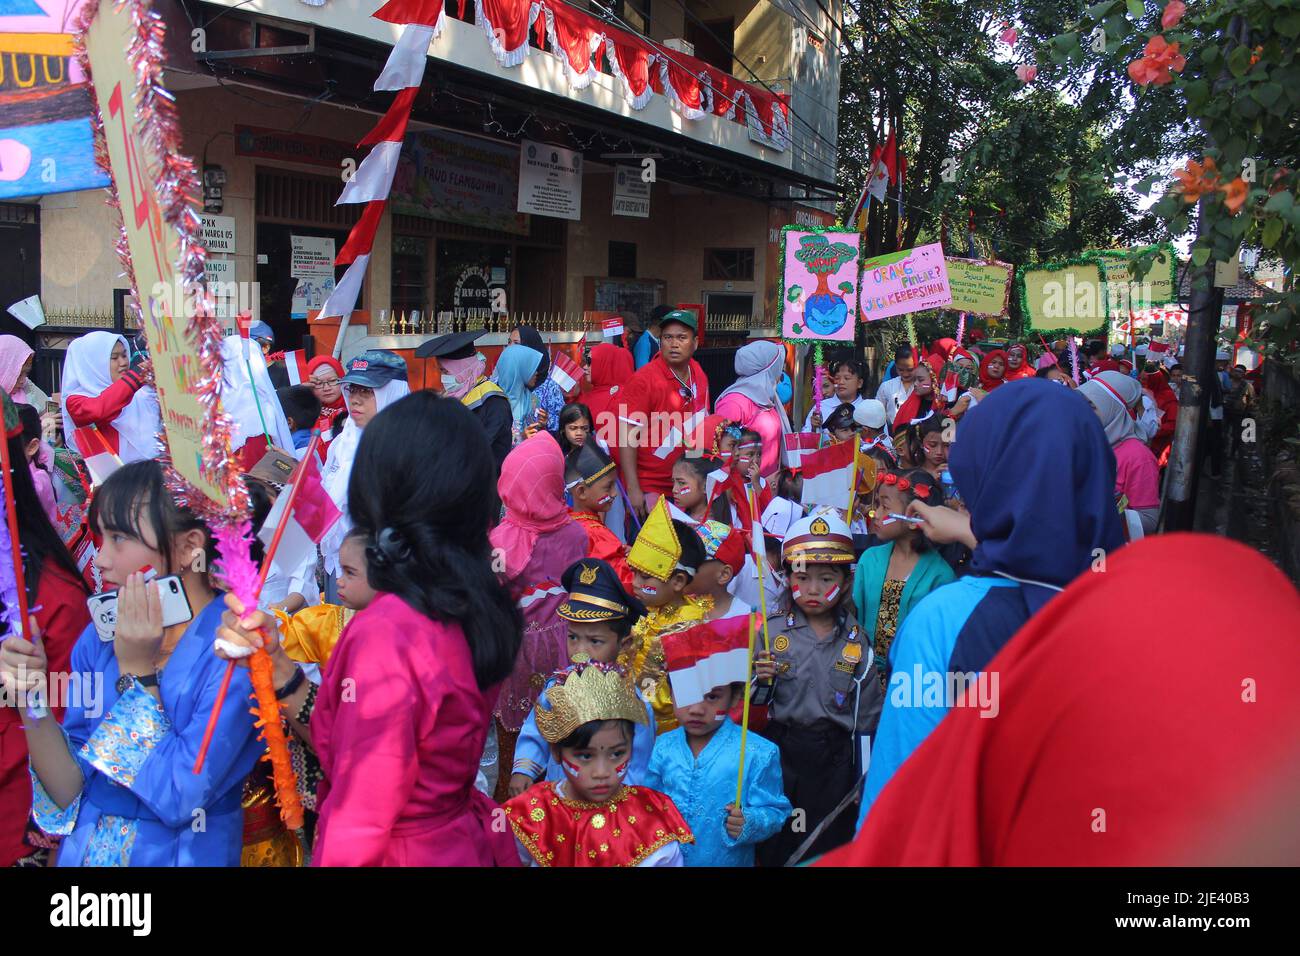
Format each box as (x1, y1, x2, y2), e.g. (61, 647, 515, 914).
(1015, 253, 1111, 339)
(905, 314, 919, 356)
(956, 312, 967, 346)
(1068, 336, 1081, 384)
(777, 223, 861, 346)
(213, 521, 306, 836)
(0, 476, 21, 642)
(72, 0, 248, 522)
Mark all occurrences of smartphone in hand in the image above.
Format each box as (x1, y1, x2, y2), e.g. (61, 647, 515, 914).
(87, 575, 194, 642)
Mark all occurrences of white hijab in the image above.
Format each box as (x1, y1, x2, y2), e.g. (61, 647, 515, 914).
(60, 330, 162, 462)
(715, 340, 793, 433)
(318, 377, 411, 573)
(219, 336, 296, 454)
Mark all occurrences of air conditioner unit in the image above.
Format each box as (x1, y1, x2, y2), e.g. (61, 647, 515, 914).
(663, 38, 695, 56)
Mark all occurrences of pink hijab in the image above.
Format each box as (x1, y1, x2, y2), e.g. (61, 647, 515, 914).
(489, 431, 574, 579)
(0, 335, 34, 399)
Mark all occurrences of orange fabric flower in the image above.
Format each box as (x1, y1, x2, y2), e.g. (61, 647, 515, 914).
(1220, 178, 1248, 215)
(1128, 35, 1187, 86)
(1173, 156, 1221, 204)
(1161, 0, 1186, 30)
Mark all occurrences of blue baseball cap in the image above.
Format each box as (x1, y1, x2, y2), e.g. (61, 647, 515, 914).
(342, 349, 408, 388)
(248, 321, 275, 344)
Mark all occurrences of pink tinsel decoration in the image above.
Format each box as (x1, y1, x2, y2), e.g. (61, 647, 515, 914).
(213, 520, 259, 609)
(1068, 336, 1081, 384)
(956, 312, 967, 346)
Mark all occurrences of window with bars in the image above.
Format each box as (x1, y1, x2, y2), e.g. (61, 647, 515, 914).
(704, 248, 755, 281)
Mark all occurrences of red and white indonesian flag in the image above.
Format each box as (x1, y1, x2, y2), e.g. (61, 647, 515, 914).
(782, 431, 822, 470)
(518, 581, 565, 610)
(799, 439, 856, 512)
(257, 454, 342, 578)
(661, 615, 754, 707)
(550, 351, 582, 394)
(236, 311, 253, 362)
(283, 350, 310, 386)
(70, 427, 121, 486)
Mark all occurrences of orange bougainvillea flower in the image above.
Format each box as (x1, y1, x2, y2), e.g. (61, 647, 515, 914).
(1161, 0, 1186, 30)
(1220, 177, 1249, 215)
(1249, 45, 1262, 67)
(1173, 156, 1221, 204)
(1128, 35, 1188, 86)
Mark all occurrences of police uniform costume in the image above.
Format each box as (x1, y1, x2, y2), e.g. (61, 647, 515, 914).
(757, 511, 884, 866)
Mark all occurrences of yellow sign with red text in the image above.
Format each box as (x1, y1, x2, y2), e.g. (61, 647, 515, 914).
(83, 0, 226, 505)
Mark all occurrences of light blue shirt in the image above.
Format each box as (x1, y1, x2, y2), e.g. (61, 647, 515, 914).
(646, 719, 790, 867)
(857, 576, 1018, 829)
(632, 330, 658, 369)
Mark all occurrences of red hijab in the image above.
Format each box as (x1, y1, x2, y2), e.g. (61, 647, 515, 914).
(1003, 344, 1035, 381)
(307, 355, 347, 461)
(978, 349, 1008, 390)
(818, 534, 1300, 866)
(581, 343, 634, 428)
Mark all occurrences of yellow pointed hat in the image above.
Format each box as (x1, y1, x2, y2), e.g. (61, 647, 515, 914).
(627, 496, 683, 582)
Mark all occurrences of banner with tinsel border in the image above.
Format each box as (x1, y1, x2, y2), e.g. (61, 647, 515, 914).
(944, 256, 1013, 317)
(76, 0, 245, 515)
(1088, 241, 1179, 312)
(1016, 255, 1110, 338)
(778, 224, 861, 347)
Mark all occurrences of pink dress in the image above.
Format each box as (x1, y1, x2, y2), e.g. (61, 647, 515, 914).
(312, 592, 519, 866)
(1113, 437, 1161, 510)
(713, 392, 783, 478)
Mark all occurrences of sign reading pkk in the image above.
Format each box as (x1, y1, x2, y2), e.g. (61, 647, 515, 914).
(780, 228, 861, 344)
(944, 256, 1013, 317)
(518, 138, 582, 221)
(81, 0, 232, 505)
(859, 242, 953, 321)
(1018, 260, 1108, 336)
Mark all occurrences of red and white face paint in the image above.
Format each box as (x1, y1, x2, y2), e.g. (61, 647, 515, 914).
(824, 583, 842, 605)
(596, 494, 615, 508)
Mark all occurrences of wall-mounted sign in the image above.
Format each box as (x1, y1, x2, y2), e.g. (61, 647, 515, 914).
(235, 125, 354, 169)
(518, 139, 582, 221)
(612, 166, 650, 218)
(392, 129, 527, 234)
(290, 235, 336, 319)
(201, 214, 235, 254)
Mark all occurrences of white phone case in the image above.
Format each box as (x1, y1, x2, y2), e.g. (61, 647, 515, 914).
(87, 575, 194, 642)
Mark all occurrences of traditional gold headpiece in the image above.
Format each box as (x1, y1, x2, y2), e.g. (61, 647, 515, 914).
(627, 496, 687, 582)
(533, 659, 648, 743)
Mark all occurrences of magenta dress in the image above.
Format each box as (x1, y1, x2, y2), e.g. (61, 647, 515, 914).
(312, 592, 519, 866)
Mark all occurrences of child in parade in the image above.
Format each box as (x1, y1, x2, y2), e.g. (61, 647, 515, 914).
(648, 619, 791, 866)
(672, 454, 727, 524)
(686, 521, 751, 621)
(276, 385, 321, 459)
(508, 559, 654, 796)
(566, 442, 634, 589)
(707, 429, 772, 537)
(754, 511, 883, 865)
(503, 660, 693, 867)
(489, 432, 588, 799)
(1, 460, 263, 866)
(854, 470, 956, 692)
(557, 402, 595, 456)
(823, 402, 858, 445)
(59, 331, 161, 464)
(626, 498, 711, 735)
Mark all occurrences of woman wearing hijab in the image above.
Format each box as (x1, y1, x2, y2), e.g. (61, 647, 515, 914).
(488, 432, 588, 799)
(938, 345, 985, 421)
(857, 379, 1123, 829)
(493, 343, 544, 446)
(1140, 366, 1178, 463)
(1079, 370, 1160, 535)
(60, 331, 161, 462)
(509, 325, 565, 434)
(219, 336, 296, 470)
(582, 342, 635, 444)
(301, 350, 409, 609)
(713, 340, 791, 478)
(977, 348, 1008, 391)
(891, 361, 943, 435)
(825, 533, 1300, 865)
(306, 356, 347, 462)
(1002, 343, 1034, 381)
(0, 334, 48, 408)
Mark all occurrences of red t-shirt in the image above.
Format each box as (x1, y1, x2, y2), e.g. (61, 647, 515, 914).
(618, 355, 710, 495)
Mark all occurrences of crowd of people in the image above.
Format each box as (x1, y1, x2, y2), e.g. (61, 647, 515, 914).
(0, 310, 1295, 869)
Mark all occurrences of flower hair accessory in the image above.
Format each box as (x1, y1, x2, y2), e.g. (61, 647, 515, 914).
(879, 472, 899, 486)
(913, 483, 931, 500)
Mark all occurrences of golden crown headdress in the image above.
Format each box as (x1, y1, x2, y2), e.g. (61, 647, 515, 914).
(534, 659, 648, 744)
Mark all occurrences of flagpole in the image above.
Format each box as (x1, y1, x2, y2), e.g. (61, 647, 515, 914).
(244, 356, 274, 448)
(734, 612, 755, 807)
(746, 480, 772, 657)
(193, 430, 322, 774)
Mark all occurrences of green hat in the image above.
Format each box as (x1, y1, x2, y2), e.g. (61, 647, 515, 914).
(659, 309, 698, 333)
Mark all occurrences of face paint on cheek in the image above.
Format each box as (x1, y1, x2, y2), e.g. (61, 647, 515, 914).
(614, 759, 630, 778)
(791, 584, 804, 602)
(596, 495, 615, 507)
(824, 583, 842, 605)
(561, 758, 583, 779)
(638, 583, 659, 598)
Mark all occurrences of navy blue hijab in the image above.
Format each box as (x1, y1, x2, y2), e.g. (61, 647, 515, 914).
(946, 379, 1124, 672)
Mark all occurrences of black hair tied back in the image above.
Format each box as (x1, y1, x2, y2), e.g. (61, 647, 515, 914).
(348, 391, 523, 690)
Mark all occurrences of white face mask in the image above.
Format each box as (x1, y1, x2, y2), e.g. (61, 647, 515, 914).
(441, 373, 460, 392)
